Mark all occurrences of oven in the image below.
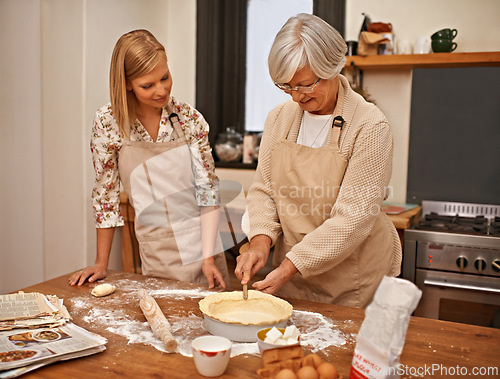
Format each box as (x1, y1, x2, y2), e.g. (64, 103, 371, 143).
(403, 201, 500, 328)
(402, 67, 500, 328)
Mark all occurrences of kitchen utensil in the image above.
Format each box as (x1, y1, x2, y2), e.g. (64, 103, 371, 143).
(191, 335, 231, 377)
(414, 36, 431, 54)
(346, 40, 358, 56)
(243, 284, 248, 300)
(397, 40, 412, 54)
(240, 243, 249, 300)
(138, 289, 177, 353)
(431, 38, 457, 53)
(431, 28, 457, 40)
(215, 127, 243, 162)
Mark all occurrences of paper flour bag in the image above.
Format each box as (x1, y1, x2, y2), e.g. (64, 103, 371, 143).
(349, 276, 422, 379)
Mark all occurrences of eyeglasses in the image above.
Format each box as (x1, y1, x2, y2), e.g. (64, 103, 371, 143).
(274, 78, 321, 94)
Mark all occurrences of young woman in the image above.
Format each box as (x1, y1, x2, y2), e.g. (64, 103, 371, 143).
(69, 30, 229, 289)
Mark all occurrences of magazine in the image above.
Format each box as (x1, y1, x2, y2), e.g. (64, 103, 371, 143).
(0, 322, 107, 377)
(0, 292, 70, 331)
(0, 292, 106, 377)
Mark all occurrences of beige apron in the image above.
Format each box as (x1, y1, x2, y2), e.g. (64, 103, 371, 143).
(118, 110, 229, 285)
(271, 101, 395, 308)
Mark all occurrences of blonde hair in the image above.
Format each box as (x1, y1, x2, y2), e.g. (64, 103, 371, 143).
(110, 29, 167, 135)
(268, 13, 347, 84)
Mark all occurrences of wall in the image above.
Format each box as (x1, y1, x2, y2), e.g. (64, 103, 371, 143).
(0, 0, 196, 294)
(345, 0, 500, 203)
(0, 0, 45, 293)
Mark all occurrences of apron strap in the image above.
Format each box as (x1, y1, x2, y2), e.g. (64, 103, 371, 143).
(168, 113, 186, 141)
(325, 115, 345, 146)
(325, 79, 346, 147)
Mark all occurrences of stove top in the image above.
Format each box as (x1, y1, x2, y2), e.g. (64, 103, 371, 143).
(416, 201, 500, 237)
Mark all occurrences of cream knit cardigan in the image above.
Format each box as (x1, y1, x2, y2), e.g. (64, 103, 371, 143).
(246, 75, 402, 278)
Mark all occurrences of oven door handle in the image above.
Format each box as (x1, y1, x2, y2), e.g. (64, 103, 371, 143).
(424, 279, 500, 294)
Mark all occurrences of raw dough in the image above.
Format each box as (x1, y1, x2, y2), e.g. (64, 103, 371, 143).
(199, 290, 292, 325)
(91, 283, 116, 297)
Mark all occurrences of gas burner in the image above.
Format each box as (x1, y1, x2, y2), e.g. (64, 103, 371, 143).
(417, 212, 489, 235)
(490, 217, 500, 236)
(417, 201, 500, 237)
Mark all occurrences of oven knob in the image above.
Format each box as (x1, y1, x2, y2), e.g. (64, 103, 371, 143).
(474, 258, 486, 273)
(493, 260, 500, 272)
(456, 257, 468, 271)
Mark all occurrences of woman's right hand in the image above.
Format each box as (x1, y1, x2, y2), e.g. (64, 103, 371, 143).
(68, 265, 107, 286)
(235, 235, 272, 285)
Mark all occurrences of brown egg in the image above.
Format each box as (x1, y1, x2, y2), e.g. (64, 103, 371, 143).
(302, 354, 323, 369)
(317, 362, 338, 379)
(297, 365, 319, 379)
(276, 368, 298, 379)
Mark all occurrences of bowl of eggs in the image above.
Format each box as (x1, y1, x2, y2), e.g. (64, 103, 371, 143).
(257, 325, 300, 353)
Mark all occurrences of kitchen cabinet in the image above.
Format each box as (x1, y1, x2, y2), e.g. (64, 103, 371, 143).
(14, 270, 500, 378)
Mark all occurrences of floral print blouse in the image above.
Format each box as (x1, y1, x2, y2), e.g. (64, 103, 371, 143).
(91, 97, 219, 228)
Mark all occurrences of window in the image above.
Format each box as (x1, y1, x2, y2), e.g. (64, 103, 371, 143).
(196, 0, 345, 156)
(245, 0, 313, 132)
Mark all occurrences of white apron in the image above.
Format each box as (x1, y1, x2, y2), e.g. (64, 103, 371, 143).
(118, 110, 229, 285)
(271, 100, 396, 308)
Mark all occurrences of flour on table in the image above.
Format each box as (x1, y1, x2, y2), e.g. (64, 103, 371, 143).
(291, 310, 349, 353)
(70, 278, 350, 357)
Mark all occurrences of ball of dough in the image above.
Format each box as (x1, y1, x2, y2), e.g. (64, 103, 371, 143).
(91, 283, 116, 297)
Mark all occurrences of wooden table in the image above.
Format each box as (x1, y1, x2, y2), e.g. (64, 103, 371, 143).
(13, 271, 500, 378)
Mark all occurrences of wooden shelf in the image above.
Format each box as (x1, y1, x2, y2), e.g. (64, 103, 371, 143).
(345, 51, 500, 70)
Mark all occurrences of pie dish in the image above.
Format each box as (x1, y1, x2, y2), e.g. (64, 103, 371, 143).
(199, 290, 293, 342)
(199, 290, 293, 325)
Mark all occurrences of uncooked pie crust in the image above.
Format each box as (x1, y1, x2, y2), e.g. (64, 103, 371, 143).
(199, 290, 293, 326)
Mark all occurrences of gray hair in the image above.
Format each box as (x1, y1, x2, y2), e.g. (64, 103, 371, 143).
(268, 13, 347, 84)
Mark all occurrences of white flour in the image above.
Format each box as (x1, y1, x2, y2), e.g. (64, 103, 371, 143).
(70, 278, 351, 357)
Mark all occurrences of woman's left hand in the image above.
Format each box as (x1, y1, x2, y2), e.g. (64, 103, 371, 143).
(202, 259, 227, 289)
(252, 258, 298, 295)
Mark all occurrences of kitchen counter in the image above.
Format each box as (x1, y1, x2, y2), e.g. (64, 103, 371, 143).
(14, 271, 500, 378)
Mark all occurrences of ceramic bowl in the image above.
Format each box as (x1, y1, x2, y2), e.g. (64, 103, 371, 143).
(256, 327, 300, 353)
(191, 335, 232, 377)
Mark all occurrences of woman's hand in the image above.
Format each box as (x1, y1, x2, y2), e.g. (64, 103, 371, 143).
(235, 235, 272, 285)
(252, 258, 298, 295)
(202, 258, 227, 289)
(68, 265, 107, 286)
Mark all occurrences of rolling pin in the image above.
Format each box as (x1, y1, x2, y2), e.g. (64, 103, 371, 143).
(138, 289, 177, 353)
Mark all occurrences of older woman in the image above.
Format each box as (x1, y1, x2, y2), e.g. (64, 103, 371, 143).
(235, 14, 401, 308)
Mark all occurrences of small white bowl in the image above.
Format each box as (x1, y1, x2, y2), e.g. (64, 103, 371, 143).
(191, 335, 232, 377)
(256, 327, 300, 354)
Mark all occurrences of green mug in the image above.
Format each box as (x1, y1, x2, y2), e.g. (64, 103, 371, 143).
(431, 28, 458, 40)
(431, 38, 457, 53)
